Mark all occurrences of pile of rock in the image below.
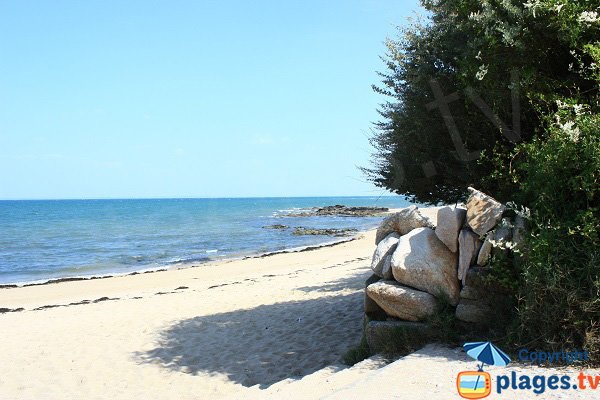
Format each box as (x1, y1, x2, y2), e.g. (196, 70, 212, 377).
(364, 188, 523, 352)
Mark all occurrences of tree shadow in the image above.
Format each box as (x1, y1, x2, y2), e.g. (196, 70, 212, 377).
(134, 291, 365, 388)
(294, 266, 372, 293)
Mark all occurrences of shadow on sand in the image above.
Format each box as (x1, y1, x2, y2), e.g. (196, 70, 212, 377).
(135, 271, 370, 388)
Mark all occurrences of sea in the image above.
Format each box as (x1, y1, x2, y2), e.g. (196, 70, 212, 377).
(0, 197, 413, 285)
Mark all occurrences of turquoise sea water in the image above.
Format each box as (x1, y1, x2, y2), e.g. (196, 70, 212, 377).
(0, 197, 412, 285)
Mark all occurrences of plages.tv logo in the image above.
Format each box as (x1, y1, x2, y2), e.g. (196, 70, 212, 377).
(457, 341, 511, 399)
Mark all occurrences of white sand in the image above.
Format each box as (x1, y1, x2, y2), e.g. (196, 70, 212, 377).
(3, 220, 598, 400)
(0, 231, 378, 400)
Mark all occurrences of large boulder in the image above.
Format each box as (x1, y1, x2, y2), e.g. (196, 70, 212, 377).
(458, 229, 481, 285)
(366, 281, 438, 321)
(455, 299, 493, 324)
(464, 266, 489, 288)
(434, 206, 467, 253)
(465, 187, 506, 236)
(365, 292, 385, 315)
(476, 237, 493, 266)
(459, 285, 486, 300)
(381, 255, 394, 280)
(375, 206, 432, 244)
(370, 232, 401, 277)
(364, 274, 385, 317)
(365, 273, 381, 287)
(417, 206, 443, 227)
(391, 227, 460, 305)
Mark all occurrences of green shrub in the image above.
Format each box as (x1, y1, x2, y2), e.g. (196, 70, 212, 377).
(506, 111, 600, 363)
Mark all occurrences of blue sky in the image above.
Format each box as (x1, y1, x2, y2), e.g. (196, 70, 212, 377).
(0, 0, 421, 199)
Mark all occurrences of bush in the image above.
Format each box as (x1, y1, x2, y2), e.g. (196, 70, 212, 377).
(507, 112, 600, 362)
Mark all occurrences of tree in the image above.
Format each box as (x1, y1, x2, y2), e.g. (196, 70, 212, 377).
(365, 0, 598, 204)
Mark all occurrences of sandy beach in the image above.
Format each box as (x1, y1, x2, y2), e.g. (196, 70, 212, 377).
(0, 230, 378, 399)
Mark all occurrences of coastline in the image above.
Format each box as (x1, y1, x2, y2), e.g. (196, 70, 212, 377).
(0, 206, 404, 289)
(0, 233, 362, 290)
(0, 199, 404, 287)
(0, 228, 378, 399)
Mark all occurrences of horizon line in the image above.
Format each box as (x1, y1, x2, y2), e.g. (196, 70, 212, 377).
(0, 194, 401, 202)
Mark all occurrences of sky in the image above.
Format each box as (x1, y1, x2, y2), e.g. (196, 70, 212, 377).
(0, 0, 422, 199)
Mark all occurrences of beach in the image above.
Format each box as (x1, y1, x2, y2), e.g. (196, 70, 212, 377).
(0, 229, 377, 399)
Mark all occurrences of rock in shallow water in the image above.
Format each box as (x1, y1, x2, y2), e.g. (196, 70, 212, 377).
(290, 205, 389, 217)
(292, 227, 357, 237)
(262, 224, 289, 230)
(366, 280, 439, 321)
(391, 227, 460, 305)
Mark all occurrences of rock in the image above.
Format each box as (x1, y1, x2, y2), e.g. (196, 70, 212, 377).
(464, 266, 489, 288)
(434, 206, 467, 252)
(458, 229, 482, 285)
(512, 215, 526, 246)
(370, 232, 401, 277)
(417, 206, 443, 227)
(465, 187, 506, 236)
(477, 237, 493, 266)
(365, 274, 381, 287)
(262, 224, 289, 229)
(375, 206, 432, 244)
(288, 205, 389, 217)
(365, 292, 386, 315)
(459, 285, 485, 300)
(364, 276, 387, 318)
(455, 299, 493, 324)
(292, 227, 358, 237)
(366, 281, 438, 321)
(381, 255, 394, 280)
(366, 320, 432, 354)
(391, 227, 460, 305)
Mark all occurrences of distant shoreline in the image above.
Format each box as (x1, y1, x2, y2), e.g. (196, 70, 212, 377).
(0, 232, 364, 289)
(0, 198, 405, 286)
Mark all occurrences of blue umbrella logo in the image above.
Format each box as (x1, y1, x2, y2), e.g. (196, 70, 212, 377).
(456, 342, 510, 399)
(464, 341, 511, 370)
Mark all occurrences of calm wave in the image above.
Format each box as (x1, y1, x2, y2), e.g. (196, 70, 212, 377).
(0, 197, 412, 284)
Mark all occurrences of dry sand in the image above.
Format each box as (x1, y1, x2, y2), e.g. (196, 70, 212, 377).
(0, 230, 378, 400)
(2, 216, 598, 400)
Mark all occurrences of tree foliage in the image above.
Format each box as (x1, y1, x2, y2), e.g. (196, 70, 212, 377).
(510, 111, 600, 361)
(366, 0, 599, 204)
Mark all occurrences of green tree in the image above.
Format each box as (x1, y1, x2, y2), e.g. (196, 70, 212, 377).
(365, 0, 598, 204)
